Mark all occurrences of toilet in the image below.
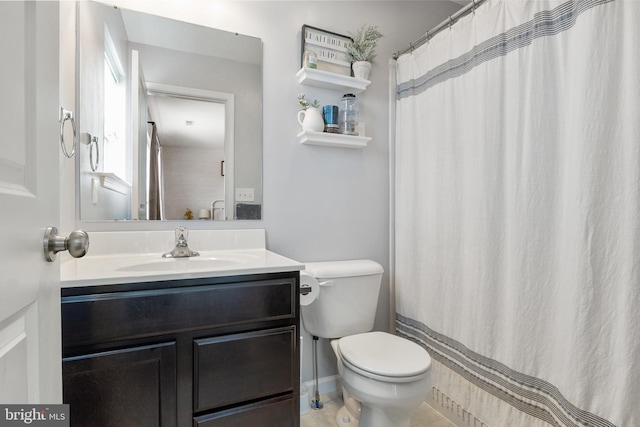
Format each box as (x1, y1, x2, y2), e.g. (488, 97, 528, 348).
(300, 260, 432, 427)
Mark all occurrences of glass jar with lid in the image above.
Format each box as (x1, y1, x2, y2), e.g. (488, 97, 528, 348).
(338, 94, 359, 135)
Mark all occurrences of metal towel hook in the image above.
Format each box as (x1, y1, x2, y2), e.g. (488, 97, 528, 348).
(59, 108, 76, 158)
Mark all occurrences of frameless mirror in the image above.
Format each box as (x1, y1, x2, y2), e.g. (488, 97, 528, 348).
(77, 1, 263, 221)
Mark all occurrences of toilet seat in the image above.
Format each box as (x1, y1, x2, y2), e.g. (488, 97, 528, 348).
(338, 331, 431, 383)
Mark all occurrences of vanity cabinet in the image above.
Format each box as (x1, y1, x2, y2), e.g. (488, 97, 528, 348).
(61, 272, 300, 427)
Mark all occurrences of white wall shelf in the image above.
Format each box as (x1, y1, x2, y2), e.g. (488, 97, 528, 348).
(297, 130, 371, 149)
(95, 172, 131, 195)
(296, 67, 371, 148)
(296, 67, 370, 94)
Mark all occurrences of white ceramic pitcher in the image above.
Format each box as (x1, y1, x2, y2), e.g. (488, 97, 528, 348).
(297, 107, 325, 132)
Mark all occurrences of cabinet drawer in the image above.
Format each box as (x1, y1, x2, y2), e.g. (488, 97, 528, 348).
(193, 395, 296, 427)
(62, 279, 295, 349)
(194, 327, 295, 412)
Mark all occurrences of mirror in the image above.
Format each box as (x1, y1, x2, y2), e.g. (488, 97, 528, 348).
(77, 1, 263, 221)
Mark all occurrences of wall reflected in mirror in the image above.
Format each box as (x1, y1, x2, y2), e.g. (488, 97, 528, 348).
(77, 1, 263, 221)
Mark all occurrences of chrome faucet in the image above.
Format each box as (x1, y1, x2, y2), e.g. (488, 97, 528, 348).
(162, 226, 200, 258)
(210, 199, 225, 220)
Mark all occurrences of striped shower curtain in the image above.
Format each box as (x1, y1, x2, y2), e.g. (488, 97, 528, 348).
(394, 1, 639, 426)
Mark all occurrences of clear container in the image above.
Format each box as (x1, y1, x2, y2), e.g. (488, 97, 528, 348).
(339, 94, 358, 135)
(303, 51, 317, 69)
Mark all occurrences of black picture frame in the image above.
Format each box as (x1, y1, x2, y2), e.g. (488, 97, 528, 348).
(301, 25, 353, 76)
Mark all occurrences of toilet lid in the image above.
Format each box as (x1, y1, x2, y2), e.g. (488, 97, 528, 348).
(303, 259, 383, 279)
(338, 331, 431, 378)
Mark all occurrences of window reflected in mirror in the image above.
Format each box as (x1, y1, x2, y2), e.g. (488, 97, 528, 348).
(103, 25, 127, 181)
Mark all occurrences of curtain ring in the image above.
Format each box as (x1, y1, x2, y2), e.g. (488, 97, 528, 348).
(448, 15, 454, 29)
(471, 0, 477, 14)
(59, 108, 76, 158)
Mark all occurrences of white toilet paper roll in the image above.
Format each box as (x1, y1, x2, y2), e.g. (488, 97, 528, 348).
(299, 271, 319, 306)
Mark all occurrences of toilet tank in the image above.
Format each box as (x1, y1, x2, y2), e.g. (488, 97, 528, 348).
(300, 260, 384, 339)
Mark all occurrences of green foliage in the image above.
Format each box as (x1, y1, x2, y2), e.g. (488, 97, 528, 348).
(347, 25, 383, 63)
(297, 93, 320, 110)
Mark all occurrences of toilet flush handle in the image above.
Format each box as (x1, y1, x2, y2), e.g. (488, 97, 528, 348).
(318, 280, 334, 287)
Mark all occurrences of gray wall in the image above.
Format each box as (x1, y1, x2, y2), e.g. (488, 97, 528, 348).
(61, 1, 461, 383)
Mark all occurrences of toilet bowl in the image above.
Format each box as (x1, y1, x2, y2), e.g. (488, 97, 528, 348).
(300, 260, 432, 427)
(332, 332, 431, 427)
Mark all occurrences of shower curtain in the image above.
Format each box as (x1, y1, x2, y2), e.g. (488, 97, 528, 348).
(148, 122, 164, 220)
(394, 1, 639, 426)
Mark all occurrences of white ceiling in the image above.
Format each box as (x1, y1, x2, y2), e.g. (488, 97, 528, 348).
(147, 95, 225, 149)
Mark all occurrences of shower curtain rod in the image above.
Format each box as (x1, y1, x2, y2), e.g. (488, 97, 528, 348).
(393, 0, 487, 59)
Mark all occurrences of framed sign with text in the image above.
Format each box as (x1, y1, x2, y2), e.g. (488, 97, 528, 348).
(301, 25, 353, 76)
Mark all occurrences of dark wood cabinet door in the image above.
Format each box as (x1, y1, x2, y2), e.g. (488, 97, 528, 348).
(63, 342, 177, 427)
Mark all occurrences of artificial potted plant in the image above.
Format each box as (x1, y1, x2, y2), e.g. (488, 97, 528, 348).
(296, 93, 324, 132)
(346, 25, 383, 80)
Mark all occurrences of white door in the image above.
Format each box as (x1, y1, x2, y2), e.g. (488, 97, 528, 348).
(0, 1, 62, 403)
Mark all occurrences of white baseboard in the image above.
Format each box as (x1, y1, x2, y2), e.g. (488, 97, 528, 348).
(303, 374, 341, 396)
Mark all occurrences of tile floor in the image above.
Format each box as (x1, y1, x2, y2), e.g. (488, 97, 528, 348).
(300, 392, 455, 427)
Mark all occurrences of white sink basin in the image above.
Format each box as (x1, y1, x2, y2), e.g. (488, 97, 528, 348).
(116, 254, 256, 272)
(60, 234, 304, 287)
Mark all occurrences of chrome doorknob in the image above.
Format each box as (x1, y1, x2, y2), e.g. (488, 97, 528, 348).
(44, 227, 90, 262)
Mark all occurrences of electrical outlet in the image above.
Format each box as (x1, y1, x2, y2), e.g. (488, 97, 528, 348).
(236, 188, 254, 202)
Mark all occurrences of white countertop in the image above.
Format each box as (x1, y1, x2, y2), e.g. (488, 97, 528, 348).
(61, 249, 303, 287)
(59, 229, 303, 287)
